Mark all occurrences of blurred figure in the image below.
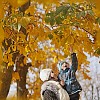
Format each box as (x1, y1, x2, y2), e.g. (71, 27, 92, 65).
(40, 68, 69, 100)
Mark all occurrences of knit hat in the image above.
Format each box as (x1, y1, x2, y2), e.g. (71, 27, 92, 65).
(57, 60, 66, 71)
(40, 69, 52, 82)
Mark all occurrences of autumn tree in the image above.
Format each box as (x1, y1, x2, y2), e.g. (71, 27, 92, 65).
(0, 0, 100, 99)
(0, 1, 31, 99)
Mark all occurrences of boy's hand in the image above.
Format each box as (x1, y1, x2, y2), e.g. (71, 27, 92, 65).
(60, 80, 65, 86)
(69, 44, 73, 53)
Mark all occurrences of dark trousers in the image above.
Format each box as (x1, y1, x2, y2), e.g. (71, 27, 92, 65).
(69, 93, 80, 100)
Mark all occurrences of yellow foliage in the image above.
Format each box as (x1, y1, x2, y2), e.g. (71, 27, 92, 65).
(23, 57, 28, 65)
(12, 72, 20, 81)
(6, 97, 17, 100)
(3, 54, 8, 63)
(0, 48, 3, 65)
(6, 47, 11, 54)
(8, 62, 14, 66)
(7, 53, 14, 66)
(18, 0, 29, 7)
(87, 0, 100, 10)
(52, 63, 59, 75)
(20, 63, 24, 67)
(66, 35, 75, 45)
(32, 77, 42, 99)
(7, 53, 12, 61)
(7, 0, 17, 8)
(25, 5, 35, 15)
(83, 72, 91, 80)
(95, 31, 100, 47)
(19, 17, 31, 28)
(50, 47, 55, 51)
(34, 0, 58, 5)
(67, 0, 84, 3)
(12, 45, 17, 52)
(0, 81, 2, 92)
(54, 56, 58, 63)
(25, 45, 30, 53)
(77, 50, 87, 66)
(17, 45, 27, 55)
(64, 44, 70, 56)
(0, 5, 4, 19)
(7, 0, 28, 8)
(0, 24, 4, 44)
(0, 1, 100, 99)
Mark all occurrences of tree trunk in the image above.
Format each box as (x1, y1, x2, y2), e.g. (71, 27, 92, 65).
(17, 65, 28, 100)
(0, 1, 30, 100)
(96, 87, 99, 100)
(0, 4, 13, 99)
(92, 85, 93, 100)
(0, 65, 13, 100)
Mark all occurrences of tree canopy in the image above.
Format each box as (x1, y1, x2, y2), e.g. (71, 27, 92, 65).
(0, 0, 100, 99)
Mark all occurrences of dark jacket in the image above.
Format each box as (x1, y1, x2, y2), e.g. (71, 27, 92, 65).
(58, 53, 82, 95)
(43, 89, 59, 100)
(41, 80, 69, 100)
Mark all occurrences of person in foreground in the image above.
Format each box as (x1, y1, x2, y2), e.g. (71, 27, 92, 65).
(58, 46, 82, 100)
(40, 68, 69, 100)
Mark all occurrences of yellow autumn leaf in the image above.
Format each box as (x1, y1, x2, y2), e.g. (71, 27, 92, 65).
(52, 63, 59, 74)
(77, 50, 87, 65)
(54, 56, 58, 63)
(0, 81, 2, 91)
(25, 45, 30, 53)
(23, 57, 27, 65)
(17, 45, 25, 55)
(83, 72, 91, 80)
(34, 0, 58, 5)
(8, 62, 14, 67)
(18, 0, 29, 7)
(0, 24, 4, 44)
(7, 0, 28, 8)
(67, 0, 84, 3)
(25, 5, 35, 15)
(49, 47, 54, 52)
(63, 49, 70, 57)
(7, 54, 14, 66)
(19, 17, 30, 28)
(20, 63, 24, 67)
(87, 0, 100, 10)
(0, 5, 4, 19)
(95, 31, 100, 46)
(12, 45, 17, 52)
(18, 33, 26, 40)
(7, 47, 11, 54)
(7, 0, 17, 8)
(66, 35, 75, 45)
(0, 48, 3, 65)
(64, 43, 70, 55)
(3, 54, 8, 63)
(8, 54, 13, 62)
(12, 72, 20, 81)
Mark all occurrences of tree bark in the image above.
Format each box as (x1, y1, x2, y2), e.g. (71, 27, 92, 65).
(96, 87, 99, 100)
(17, 65, 28, 100)
(0, 65, 13, 100)
(91, 85, 93, 100)
(16, 55, 32, 100)
(0, 1, 31, 100)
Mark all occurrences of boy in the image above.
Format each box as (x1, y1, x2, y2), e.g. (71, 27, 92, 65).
(58, 46, 82, 100)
